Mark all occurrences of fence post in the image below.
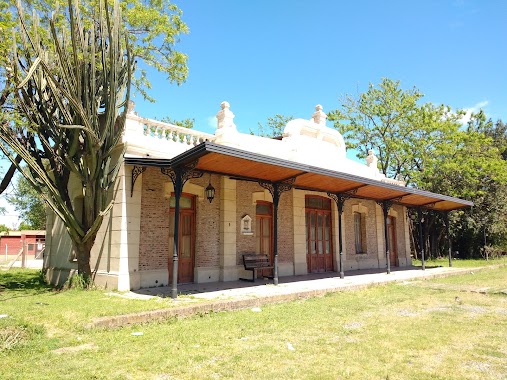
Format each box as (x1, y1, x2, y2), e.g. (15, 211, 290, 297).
(21, 238, 26, 268)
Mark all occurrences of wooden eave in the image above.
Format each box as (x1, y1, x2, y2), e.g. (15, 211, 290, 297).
(125, 142, 473, 211)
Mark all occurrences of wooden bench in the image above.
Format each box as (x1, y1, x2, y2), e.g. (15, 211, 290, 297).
(240, 254, 274, 282)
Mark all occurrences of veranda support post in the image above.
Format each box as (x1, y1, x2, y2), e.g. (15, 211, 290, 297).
(418, 208, 425, 270)
(259, 178, 295, 286)
(444, 211, 452, 267)
(273, 189, 279, 285)
(327, 193, 348, 279)
(171, 171, 182, 299)
(379, 201, 392, 274)
(161, 162, 202, 299)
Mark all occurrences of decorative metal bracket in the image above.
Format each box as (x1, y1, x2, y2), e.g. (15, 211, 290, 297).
(386, 196, 404, 203)
(131, 166, 146, 197)
(160, 160, 203, 188)
(344, 183, 370, 195)
(258, 177, 296, 201)
(376, 199, 393, 209)
(327, 192, 352, 213)
(376, 200, 394, 217)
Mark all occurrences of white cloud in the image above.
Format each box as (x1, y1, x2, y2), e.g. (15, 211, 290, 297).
(459, 100, 489, 124)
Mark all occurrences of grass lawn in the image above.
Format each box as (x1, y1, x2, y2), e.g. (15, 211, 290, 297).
(1, 266, 506, 380)
(412, 256, 507, 268)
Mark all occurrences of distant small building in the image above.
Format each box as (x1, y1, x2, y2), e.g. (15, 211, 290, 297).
(0, 230, 46, 258)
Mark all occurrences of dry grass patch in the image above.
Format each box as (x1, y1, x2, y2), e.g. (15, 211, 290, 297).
(0, 266, 506, 379)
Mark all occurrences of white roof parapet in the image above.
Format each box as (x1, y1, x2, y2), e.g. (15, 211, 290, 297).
(282, 104, 346, 158)
(366, 149, 406, 186)
(123, 101, 406, 186)
(124, 113, 215, 158)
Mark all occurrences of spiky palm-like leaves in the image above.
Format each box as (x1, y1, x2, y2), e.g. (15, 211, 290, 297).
(0, 0, 133, 281)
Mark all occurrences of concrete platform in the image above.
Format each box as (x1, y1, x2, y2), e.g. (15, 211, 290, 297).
(87, 265, 482, 329)
(135, 266, 474, 301)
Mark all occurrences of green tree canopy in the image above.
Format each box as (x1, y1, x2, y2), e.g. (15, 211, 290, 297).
(329, 78, 507, 258)
(251, 114, 294, 138)
(161, 117, 195, 129)
(0, 0, 188, 102)
(328, 78, 423, 179)
(0, 0, 134, 282)
(7, 175, 46, 230)
(0, 0, 189, 197)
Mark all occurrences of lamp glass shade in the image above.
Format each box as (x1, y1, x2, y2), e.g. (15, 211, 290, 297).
(205, 182, 215, 203)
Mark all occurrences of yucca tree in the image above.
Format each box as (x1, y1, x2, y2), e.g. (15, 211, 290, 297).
(0, 0, 134, 283)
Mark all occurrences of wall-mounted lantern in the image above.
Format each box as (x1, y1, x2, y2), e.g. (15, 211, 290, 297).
(205, 174, 215, 203)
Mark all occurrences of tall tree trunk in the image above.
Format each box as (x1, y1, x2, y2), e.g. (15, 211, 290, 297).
(74, 236, 96, 283)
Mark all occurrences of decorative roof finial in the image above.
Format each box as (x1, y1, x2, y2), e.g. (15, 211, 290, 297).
(216, 101, 236, 130)
(127, 100, 136, 115)
(312, 104, 327, 126)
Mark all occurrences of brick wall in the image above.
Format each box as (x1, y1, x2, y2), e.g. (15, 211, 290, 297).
(344, 200, 379, 260)
(139, 169, 221, 271)
(235, 181, 257, 263)
(278, 190, 294, 264)
(235, 181, 294, 265)
(193, 175, 220, 268)
(139, 168, 407, 277)
(139, 168, 170, 270)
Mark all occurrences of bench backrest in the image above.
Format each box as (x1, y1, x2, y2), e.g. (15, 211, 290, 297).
(242, 254, 271, 269)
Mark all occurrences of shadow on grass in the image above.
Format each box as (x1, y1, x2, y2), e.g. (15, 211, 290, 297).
(0, 269, 54, 300)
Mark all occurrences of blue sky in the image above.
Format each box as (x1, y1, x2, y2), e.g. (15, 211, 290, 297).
(134, 0, 506, 135)
(1, 0, 506, 227)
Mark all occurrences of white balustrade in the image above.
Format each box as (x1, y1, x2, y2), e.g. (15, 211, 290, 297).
(125, 114, 215, 152)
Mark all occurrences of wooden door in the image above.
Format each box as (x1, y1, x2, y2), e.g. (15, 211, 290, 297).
(387, 216, 398, 267)
(256, 202, 273, 278)
(168, 194, 195, 283)
(305, 196, 333, 273)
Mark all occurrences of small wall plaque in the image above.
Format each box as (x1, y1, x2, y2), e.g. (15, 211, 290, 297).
(241, 214, 253, 235)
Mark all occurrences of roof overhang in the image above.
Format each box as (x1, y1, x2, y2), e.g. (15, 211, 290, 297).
(125, 142, 473, 212)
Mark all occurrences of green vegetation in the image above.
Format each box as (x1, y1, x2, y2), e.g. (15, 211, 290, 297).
(252, 114, 295, 138)
(0, 0, 133, 283)
(1, 266, 506, 379)
(6, 176, 46, 230)
(412, 256, 507, 268)
(328, 78, 507, 260)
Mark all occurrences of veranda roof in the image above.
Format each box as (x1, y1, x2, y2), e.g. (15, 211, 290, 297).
(125, 141, 473, 212)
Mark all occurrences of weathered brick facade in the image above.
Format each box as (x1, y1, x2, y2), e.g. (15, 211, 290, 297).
(278, 190, 294, 264)
(234, 181, 294, 265)
(193, 175, 220, 268)
(139, 169, 221, 271)
(344, 200, 379, 265)
(137, 170, 410, 283)
(139, 167, 170, 271)
(235, 181, 257, 263)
